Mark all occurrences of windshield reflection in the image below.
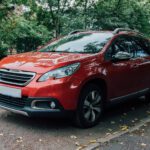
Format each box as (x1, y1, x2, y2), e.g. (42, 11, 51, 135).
(40, 33, 113, 54)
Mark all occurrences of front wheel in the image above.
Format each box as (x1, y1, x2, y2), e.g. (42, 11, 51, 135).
(74, 84, 104, 128)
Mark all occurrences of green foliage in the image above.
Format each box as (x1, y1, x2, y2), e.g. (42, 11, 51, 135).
(0, 15, 51, 53)
(0, 0, 150, 55)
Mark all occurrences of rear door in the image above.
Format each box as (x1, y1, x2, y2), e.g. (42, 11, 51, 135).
(132, 37, 150, 90)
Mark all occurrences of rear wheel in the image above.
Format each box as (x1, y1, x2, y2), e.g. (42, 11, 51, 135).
(74, 84, 104, 128)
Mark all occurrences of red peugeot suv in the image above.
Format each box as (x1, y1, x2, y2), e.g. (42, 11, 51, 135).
(0, 28, 150, 128)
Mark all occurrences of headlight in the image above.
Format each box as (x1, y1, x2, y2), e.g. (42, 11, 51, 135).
(38, 63, 80, 82)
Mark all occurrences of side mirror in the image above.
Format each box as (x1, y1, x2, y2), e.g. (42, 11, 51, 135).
(112, 51, 131, 61)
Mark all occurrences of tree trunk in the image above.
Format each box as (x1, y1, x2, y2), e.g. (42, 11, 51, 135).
(84, 0, 88, 30)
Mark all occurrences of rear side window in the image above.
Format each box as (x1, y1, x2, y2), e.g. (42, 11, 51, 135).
(132, 37, 150, 57)
(143, 40, 150, 54)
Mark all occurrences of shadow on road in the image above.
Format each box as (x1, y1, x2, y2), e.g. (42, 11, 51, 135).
(1, 97, 149, 130)
(0, 97, 150, 150)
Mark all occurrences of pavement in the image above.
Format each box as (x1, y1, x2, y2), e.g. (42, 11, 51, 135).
(0, 97, 150, 150)
(93, 123, 150, 150)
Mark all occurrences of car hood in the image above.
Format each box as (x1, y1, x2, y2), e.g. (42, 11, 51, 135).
(0, 52, 91, 74)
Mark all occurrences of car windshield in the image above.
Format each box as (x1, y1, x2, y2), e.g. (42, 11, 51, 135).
(39, 32, 113, 53)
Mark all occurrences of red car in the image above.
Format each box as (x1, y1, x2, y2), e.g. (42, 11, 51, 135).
(0, 28, 150, 128)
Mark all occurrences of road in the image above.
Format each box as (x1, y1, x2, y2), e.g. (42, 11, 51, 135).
(0, 97, 150, 150)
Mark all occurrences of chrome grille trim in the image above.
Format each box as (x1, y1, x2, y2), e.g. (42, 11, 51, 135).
(0, 69, 36, 86)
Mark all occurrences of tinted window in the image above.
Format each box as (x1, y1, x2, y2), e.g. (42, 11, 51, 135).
(143, 40, 150, 54)
(106, 37, 135, 59)
(132, 37, 149, 57)
(40, 33, 113, 53)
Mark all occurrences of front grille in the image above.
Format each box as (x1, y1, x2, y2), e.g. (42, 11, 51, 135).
(0, 69, 36, 86)
(0, 94, 26, 108)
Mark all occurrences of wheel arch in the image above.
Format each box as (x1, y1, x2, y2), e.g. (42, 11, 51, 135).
(79, 77, 108, 104)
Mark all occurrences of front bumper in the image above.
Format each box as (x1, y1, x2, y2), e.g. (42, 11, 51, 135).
(0, 95, 74, 117)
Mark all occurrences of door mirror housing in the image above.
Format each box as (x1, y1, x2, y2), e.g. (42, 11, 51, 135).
(112, 51, 131, 61)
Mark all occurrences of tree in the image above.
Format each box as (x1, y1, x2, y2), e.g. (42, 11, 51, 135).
(0, 0, 150, 57)
(92, 0, 150, 35)
(0, 0, 51, 54)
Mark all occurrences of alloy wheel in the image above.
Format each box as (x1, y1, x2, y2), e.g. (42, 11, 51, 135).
(83, 90, 102, 123)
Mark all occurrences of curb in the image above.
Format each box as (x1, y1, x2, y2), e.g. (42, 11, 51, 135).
(83, 117, 150, 150)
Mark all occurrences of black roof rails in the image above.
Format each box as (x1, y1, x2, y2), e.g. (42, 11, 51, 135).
(68, 30, 85, 35)
(113, 28, 134, 34)
(113, 28, 145, 37)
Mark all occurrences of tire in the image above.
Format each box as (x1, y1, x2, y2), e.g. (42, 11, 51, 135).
(74, 84, 104, 128)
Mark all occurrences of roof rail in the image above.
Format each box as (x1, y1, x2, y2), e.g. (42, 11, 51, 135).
(68, 30, 84, 35)
(113, 28, 145, 37)
(113, 28, 136, 34)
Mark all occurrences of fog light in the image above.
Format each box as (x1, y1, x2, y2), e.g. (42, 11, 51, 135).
(50, 102, 56, 109)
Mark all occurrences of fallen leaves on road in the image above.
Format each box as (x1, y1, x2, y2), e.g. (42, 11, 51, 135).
(76, 145, 87, 150)
(89, 139, 97, 144)
(16, 137, 23, 143)
(120, 142, 124, 145)
(120, 125, 129, 131)
(75, 143, 87, 150)
(0, 133, 3, 136)
(141, 143, 147, 147)
(75, 142, 80, 146)
(75, 139, 98, 150)
(106, 133, 111, 136)
(141, 133, 145, 136)
(76, 146, 83, 150)
(39, 139, 42, 142)
(70, 135, 77, 139)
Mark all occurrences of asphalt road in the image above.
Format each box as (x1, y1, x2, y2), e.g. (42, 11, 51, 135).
(0, 97, 150, 150)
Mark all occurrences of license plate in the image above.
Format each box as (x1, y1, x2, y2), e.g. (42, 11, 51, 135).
(0, 86, 22, 98)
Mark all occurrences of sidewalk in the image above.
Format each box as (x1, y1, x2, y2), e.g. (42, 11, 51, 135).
(94, 122, 150, 150)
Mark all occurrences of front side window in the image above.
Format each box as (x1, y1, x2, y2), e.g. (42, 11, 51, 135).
(39, 33, 113, 54)
(105, 36, 135, 59)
